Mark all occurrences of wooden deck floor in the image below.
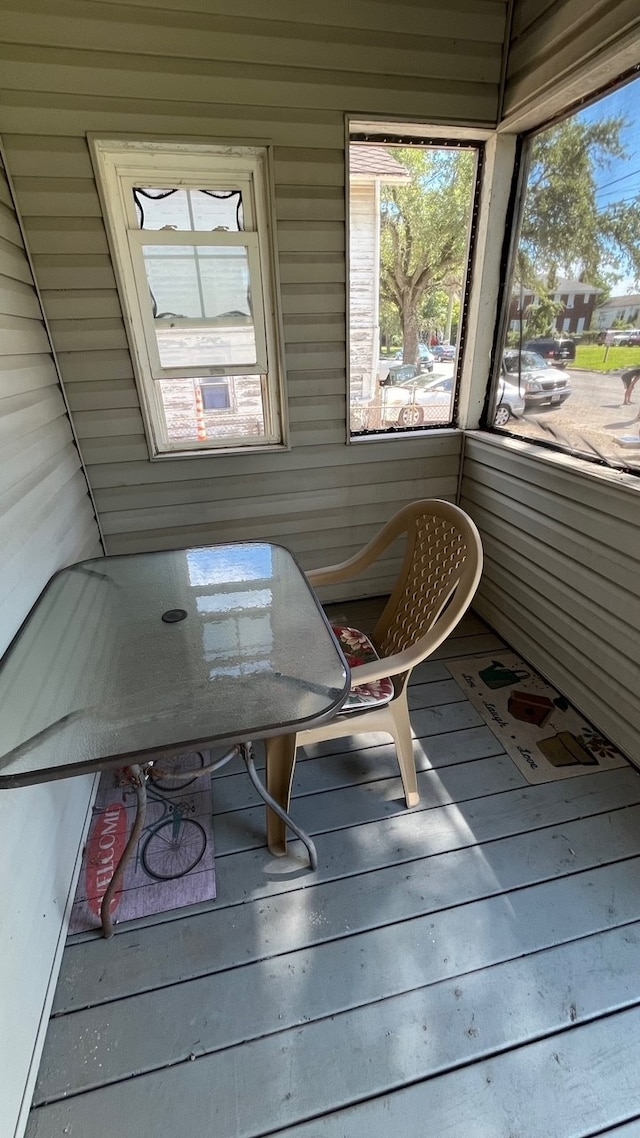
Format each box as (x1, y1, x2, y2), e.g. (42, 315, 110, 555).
(26, 605, 640, 1138)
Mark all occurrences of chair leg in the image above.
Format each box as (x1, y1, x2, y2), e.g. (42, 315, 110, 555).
(389, 692, 419, 807)
(265, 733, 298, 856)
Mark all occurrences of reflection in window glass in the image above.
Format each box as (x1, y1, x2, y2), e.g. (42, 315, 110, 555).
(494, 74, 640, 473)
(348, 127, 480, 436)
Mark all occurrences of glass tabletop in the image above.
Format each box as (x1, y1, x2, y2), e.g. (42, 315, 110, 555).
(0, 542, 350, 787)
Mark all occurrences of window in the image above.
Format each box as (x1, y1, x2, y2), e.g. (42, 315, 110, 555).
(491, 72, 640, 475)
(91, 140, 286, 456)
(348, 123, 482, 437)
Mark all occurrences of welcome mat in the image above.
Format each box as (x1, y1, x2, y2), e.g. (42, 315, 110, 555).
(70, 753, 215, 934)
(447, 652, 628, 784)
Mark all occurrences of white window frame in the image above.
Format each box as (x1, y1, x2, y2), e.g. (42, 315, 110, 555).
(90, 138, 287, 457)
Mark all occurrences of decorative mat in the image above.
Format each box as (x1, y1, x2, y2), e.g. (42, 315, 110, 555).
(447, 652, 628, 784)
(69, 753, 215, 934)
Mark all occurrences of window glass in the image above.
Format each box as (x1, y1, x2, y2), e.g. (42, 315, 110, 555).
(492, 74, 640, 474)
(133, 187, 244, 231)
(348, 127, 481, 437)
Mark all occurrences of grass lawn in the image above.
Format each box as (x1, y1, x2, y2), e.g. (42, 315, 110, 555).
(572, 345, 640, 372)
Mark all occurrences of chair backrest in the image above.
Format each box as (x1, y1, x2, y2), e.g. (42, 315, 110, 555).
(371, 500, 483, 665)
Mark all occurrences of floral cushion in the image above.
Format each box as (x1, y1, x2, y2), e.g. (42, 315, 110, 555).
(331, 625, 394, 710)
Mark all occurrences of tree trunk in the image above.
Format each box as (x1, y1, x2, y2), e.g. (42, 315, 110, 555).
(401, 307, 420, 366)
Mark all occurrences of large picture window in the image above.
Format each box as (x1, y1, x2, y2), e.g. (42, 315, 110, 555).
(348, 124, 482, 437)
(490, 73, 640, 474)
(91, 140, 286, 457)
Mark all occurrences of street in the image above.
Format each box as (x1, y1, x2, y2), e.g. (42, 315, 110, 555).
(512, 367, 640, 461)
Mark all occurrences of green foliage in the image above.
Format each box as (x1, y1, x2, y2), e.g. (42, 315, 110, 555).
(379, 147, 475, 361)
(518, 115, 640, 292)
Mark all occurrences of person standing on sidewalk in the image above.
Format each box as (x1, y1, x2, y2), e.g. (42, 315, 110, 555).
(621, 367, 640, 405)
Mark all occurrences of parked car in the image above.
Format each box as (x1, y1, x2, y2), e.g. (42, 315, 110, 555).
(394, 343, 435, 372)
(611, 329, 640, 347)
(382, 373, 525, 427)
(523, 336, 576, 367)
(502, 350, 572, 408)
(431, 342, 456, 360)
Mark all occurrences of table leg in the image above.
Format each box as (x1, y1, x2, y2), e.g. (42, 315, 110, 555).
(242, 739, 317, 869)
(100, 764, 147, 938)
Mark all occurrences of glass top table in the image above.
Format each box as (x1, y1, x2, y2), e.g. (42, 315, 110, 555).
(0, 542, 350, 934)
(0, 541, 349, 786)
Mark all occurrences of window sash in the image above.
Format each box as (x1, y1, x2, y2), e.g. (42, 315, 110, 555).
(127, 229, 268, 378)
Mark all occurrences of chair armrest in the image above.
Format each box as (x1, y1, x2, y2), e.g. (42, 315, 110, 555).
(306, 524, 401, 588)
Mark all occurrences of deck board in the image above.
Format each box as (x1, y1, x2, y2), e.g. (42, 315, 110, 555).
(26, 607, 640, 1137)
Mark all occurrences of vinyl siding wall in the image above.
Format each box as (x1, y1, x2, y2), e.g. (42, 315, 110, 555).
(461, 435, 640, 765)
(0, 155, 102, 1138)
(502, 0, 640, 125)
(0, 0, 509, 598)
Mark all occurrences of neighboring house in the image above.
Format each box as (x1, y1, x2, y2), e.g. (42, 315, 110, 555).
(349, 146, 410, 400)
(508, 278, 600, 334)
(592, 293, 640, 329)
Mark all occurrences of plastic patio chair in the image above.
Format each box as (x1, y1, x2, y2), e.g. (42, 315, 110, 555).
(265, 498, 484, 857)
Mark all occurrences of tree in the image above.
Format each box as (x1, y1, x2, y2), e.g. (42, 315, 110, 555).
(379, 148, 475, 366)
(517, 114, 640, 295)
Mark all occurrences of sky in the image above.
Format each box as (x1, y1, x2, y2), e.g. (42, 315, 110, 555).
(577, 74, 640, 293)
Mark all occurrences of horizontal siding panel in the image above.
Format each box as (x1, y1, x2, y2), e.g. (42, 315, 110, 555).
(0, 199, 22, 244)
(40, 288, 122, 321)
(0, 443, 85, 548)
(98, 474, 459, 536)
(283, 315, 344, 342)
(71, 406, 145, 438)
(0, 98, 345, 148)
(0, 51, 498, 122)
(64, 0, 507, 40)
(277, 221, 344, 254)
(0, 353, 59, 398)
(0, 274, 42, 319)
(0, 11, 502, 82)
(86, 432, 462, 487)
(23, 217, 109, 256)
(10, 176, 102, 218)
(280, 283, 344, 316)
(65, 379, 140, 410)
(0, 386, 70, 445)
(0, 233, 34, 284)
(93, 452, 460, 512)
(275, 186, 345, 223)
(30, 254, 116, 291)
(278, 254, 345, 285)
(1, 134, 95, 177)
(48, 317, 128, 353)
(55, 347, 134, 382)
(0, 313, 51, 354)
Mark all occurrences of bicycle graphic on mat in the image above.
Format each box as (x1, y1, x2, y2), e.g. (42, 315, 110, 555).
(120, 753, 208, 882)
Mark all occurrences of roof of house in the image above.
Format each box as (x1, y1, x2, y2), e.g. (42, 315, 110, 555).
(596, 293, 640, 308)
(349, 145, 411, 181)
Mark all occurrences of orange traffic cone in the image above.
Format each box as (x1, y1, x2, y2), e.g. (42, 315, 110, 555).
(194, 384, 207, 441)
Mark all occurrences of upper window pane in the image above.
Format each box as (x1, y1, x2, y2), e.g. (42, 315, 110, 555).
(133, 187, 244, 231)
(348, 127, 480, 437)
(492, 74, 640, 474)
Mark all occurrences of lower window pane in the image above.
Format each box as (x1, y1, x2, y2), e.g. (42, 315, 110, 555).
(157, 376, 267, 447)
